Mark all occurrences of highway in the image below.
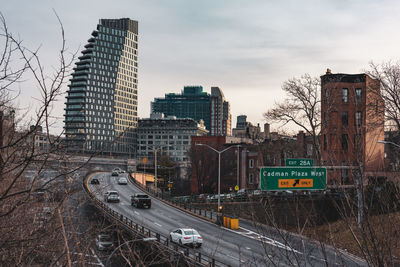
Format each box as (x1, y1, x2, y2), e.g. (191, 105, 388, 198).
(88, 172, 366, 267)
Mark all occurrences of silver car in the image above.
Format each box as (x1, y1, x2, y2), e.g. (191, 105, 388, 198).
(118, 177, 128, 185)
(104, 191, 120, 203)
(96, 234, 113, 251)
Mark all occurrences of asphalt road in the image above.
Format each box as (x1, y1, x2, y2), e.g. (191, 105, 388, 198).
(88, 172, 366, 267)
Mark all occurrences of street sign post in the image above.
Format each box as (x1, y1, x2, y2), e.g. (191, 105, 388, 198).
(260, 167, 327, 190)
(285, 158, 314, 166)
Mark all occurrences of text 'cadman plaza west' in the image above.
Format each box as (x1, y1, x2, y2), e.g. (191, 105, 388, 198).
(265, 170, 325, 178)
(260, 167, 327, 190)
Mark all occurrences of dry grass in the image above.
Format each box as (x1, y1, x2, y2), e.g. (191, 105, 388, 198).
(294, 212, 400, 264)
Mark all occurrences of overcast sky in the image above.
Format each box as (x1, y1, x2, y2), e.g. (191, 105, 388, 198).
(2, 0, 400, 134)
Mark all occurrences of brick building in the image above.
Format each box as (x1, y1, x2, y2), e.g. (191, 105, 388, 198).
(320, 69, 385, 184)
(190, 136, 262, 194)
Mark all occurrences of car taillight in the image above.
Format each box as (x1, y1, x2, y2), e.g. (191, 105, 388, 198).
(198, 236, 202, 239)
(184, 237, 191, 239)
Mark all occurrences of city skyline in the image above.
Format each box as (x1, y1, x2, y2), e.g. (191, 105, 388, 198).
(3, 0, 400, 134)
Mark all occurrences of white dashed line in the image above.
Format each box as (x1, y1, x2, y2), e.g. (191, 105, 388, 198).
(245, 247, 251, 250)
(154, 222, 162, 227)
(90, 248, 104, 267)
(134, 211, 140, 215)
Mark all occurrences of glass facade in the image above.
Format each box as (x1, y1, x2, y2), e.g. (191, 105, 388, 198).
(151, 86, 232, 136)
(151, 86, 211, 131)
(64, 18, 138, 156)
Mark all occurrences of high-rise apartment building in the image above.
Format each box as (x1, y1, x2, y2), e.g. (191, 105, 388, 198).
(320, 69, 385, 184)
(64, 18, 138, 156)
(210, 87, 232, 136)
(151, 86, 231, 136)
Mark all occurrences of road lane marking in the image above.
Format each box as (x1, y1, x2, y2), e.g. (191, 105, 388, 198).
(223, 226, 301, 254)
(134, 211, 140, 215)
(154, 222, 162, 227)
(90, 248, 104, 267)
(226, 254, 246, 263)
(245, 247, 251, 250)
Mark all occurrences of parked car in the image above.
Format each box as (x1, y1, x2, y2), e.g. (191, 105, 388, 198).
(95, 233, 113, 251)
(197, 194, 207, 202)
(90, 178, 100, 185)
(169, 228, 203, 247)
(104, 191, 120, 203)
(234, 189, 249, 200)
(118, 177, 128, 185)
(131, 193, 151, 208)
(251, 190, 262, 197)
(206, 195, 218, 203)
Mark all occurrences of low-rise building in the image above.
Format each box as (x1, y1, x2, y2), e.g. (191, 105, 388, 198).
(136, 113, 208, 163)
(320, 69, 385, 184)
(190, 136, 263, 194)
(25, 125, 57, 154)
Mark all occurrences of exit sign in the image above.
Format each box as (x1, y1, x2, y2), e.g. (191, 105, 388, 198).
(286, 158, 314, 166)
(260, 167, 327, 191)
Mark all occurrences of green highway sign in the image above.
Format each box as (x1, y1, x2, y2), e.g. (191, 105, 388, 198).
(285, 158, 314, 166)
(260, 167, 327, 191)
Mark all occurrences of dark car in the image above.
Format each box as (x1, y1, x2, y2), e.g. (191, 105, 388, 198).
(131, 193, 151, 208)
(91, 178, 100, 184)
(104, 191, 120, 203)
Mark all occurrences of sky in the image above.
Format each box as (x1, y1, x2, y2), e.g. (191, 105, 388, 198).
(2, 0, 400, 134)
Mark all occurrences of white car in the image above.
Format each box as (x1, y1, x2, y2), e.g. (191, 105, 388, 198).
(118, 177, 128, 185)
(169, 228, 203, 247)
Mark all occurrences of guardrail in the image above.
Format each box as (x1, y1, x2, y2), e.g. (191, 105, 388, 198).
(163, 190, 348, 205)
(83, 173, 228, 267)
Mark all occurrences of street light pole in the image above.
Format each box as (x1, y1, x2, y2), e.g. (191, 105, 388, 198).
(196, 143, 240, 211)
(154, 148, 158, 190)
(377, 140, 400, 148)
(236, 146, 240, 189)
(106, 237, 156, 266)
(143, 145, 172, 193)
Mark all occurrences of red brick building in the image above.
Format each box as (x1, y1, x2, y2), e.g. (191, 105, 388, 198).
(320, 69, 385, 184)
(190, 136, 262, 194)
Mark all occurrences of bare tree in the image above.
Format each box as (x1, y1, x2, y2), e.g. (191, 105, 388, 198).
(367, 61, 400, 132)
(263, 74, 321, 162)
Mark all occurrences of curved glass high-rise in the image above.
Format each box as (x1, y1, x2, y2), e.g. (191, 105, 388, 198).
(64, 18, 138, 156)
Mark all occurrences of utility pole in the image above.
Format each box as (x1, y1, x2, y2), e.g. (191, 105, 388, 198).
(236, 146, 240, 189)
(154, 148, 158, 192)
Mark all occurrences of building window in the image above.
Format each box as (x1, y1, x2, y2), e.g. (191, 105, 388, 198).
(324, 88, 329, 102)
(342, 88, 348, 103)
(249, 173, 254, 184)
(355, 88, 362, 102)
(323, 134, 327, 151)
(355, 111, 362, 126)
(341, 167, 349, 184)
(341, 134, 348, 151)
(354, 134, 361, 150)
(342, 111, 348, 126)
(249, 159, 254, 168)
(307, 144, 313, 156)
(323, 112, 327, 126)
